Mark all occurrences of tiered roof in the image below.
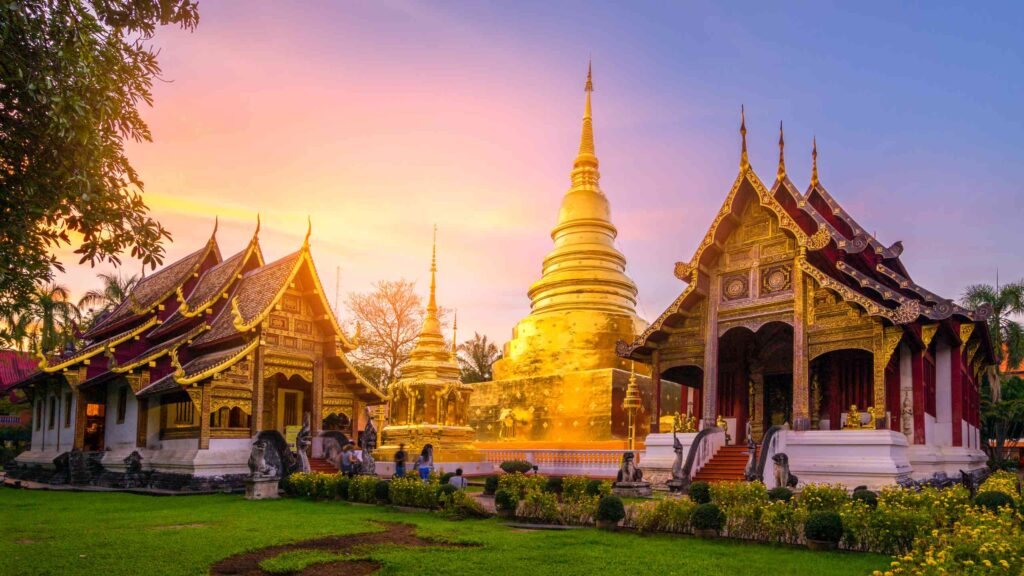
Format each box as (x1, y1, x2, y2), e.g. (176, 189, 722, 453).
(21, 219, 381, 403)
(621, 113, 995, 361)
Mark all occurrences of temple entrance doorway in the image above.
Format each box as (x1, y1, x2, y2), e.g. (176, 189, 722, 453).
(717, 322, 793, 444)
(263, 372, 312, 438)
(83, 402, 106, 451)
(810, 349, 874, 430)
(660, 365, 703, 429)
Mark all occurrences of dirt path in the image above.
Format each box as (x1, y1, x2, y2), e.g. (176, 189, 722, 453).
(210, 522, 470, 576)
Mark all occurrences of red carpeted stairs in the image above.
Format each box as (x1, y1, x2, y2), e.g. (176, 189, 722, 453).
(309, 458, 338, 474)
(692, 444, 759, 483)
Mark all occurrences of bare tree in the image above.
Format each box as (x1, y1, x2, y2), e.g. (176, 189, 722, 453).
(345, 279, 449, 390)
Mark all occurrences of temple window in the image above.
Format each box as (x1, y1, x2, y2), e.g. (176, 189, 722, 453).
(173, 400, 194, 425)
(924, 355, 937, 416)
(48, 396, 56, 429)
(36, 400, 42, 430)
(116, 386, 128, 424)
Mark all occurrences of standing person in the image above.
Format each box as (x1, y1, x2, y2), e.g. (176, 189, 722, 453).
(340, 444, 354, 478)
(448, 468, 467, 489)
(394, 443, 407, 478)
(416, 444, 433, 483)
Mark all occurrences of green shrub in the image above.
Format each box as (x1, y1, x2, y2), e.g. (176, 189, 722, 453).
(545, 476, 563, 494)
(805, 511, 843, 544)
(348, 475, 381, 503)
(688, 481, 711, 504)
(439, 489, 490, 519)
(768, 487, 793, 502)
(585, 479, 604, 497)
(374, 480, 390, 503)
(796, 483, 849, 512)
(851, 488, 877, 508)
(437, 483, 458, 498)
(710, 481, 768, 510)
(336, 476, 350, 500)
(494, 489, 517, 513)
(691, 503, 724, 531)
(979, 471, 1021, 503)
(483, 475, 499, 495)
(440, 472, 456, 485)
(626, 498, 696, 534)
(595, 495, 625, 523)
(499, 460, 533, 474)
(497, 472, 547, 499)
(519, 489, 561, 524)
(388, 476, 440, 509)
(559, 494, 599, 526)
(562, 476, 590, 500)
(974, 491, 1016, 512)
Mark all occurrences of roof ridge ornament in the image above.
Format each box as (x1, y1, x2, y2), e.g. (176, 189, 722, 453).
(303, 216, 311, 249)
(811, 136, 820, 187)
(777, 121, 786, 179)
(740, 105, 749, 171)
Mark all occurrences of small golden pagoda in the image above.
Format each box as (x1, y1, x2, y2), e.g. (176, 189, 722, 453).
(469, 65, 679, 447)
(374, 229, 485, 468)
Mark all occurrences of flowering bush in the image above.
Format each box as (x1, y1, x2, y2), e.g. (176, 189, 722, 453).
(625, 497, 695, 534)
(710, 481, 768, 539)
(497, 472, 548, 499)
(879, 507, 1024, 576)
(759, 500, 806, 544)
(562, 475, 591, 500)
(795, 483, 848, 512)
(560, 494, 600, 526)
(388, 476, 440, 509)
(518, 489, 561, 524)
(439, 489, 490, 519)
(348, 475, 380, 503)
(979, 470, 1021, 503)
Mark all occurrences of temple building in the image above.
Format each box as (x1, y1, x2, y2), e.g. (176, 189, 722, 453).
(9, 220, 383, 489)
(468, 66, 681, 448)
(373, 231, 488, 475)
(622, 114, 995, 488)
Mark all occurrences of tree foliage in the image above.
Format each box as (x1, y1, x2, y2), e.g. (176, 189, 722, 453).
(0, 1, 198, 332)
(962, 281, 1024, 377)
(78, 271, 138, 327)
(457, 331, 501, 383)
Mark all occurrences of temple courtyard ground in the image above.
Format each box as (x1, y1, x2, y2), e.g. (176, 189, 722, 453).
(0, 489, 888, 576)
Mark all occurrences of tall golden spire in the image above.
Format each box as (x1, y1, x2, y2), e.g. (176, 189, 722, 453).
(777, 121, 786, 179)
(811, 137, 819, 187)
(740, 105, 749, 171)
(427, 224, 438, 319)
(451, 310, 458, 359)
(578, 60, 595, 160)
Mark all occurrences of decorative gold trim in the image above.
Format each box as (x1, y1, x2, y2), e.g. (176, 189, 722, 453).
(921, 324, 938, 349)
(40, 316, 158, 373)
(959, 324, 974, 345)
(176, 338, 260, 385)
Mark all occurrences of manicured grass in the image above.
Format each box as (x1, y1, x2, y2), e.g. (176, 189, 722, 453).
(0, 488, 888, 576)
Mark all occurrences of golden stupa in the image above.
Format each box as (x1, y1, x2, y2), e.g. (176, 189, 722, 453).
(469, 65, 678, 447)
(375, 229, 485, 466)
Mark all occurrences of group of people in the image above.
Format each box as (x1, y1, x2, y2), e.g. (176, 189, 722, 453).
(391, 443, 466, 487)
(338, 443, 367, 477)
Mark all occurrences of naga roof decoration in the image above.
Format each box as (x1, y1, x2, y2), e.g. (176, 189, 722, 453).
(171, 339, 259, 385)
(37, 316, 159, 373)
(81, 222, 221, 340)
(112, 323, 208, 374)
(622, 116, 992, 358)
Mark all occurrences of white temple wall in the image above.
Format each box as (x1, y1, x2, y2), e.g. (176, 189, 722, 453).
(103, 383, 138, 450)
(20, 381, 76, 467)
(933, 339, 952, 447)
(898, 344, 914, 442)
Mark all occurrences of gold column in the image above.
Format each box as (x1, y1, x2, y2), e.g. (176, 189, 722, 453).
(198, 385, 211, 450)
(312, 359, 323, 437)
(791, 254, 810, 430)
(72, 387, 87, 450)
(251, 346, 265, 435)
(701, 273, 720, 428)
(651, 349, 662, 433)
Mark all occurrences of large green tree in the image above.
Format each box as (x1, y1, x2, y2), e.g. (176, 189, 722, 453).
(29, 283, 80, 354)
(0, 1, 198, 341)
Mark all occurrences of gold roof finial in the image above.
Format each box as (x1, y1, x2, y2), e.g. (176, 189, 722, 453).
(777, 121, 786, 179)
(255, 213, 261, 236)
(427, 224, 438, 319)
(811, 136, 820, 187)
(303, 216, 311, 248)
(740, 105, 749, 171)
(451, 310, 458, 359)
(577, 61, 596, 161)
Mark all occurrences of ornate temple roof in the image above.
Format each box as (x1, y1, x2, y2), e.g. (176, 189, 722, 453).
(621, 113, 994, 361)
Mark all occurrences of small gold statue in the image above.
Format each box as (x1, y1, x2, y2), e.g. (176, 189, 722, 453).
(865, 406, 882, 429)
(844, 404, 861, 429)
(716, 414, 730, 443)
(684, 413, 697, 433)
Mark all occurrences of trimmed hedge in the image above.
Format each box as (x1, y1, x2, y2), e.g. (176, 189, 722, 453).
(596, 495, 625, 523)
(767, 486, 793, 502)
(851, 488, 877, 508)
(494, 489, 517, 513)
(689, 481, 711, 504)
(974, 491, 1016, 512)
(691, 503, 724, 531)
(499, 460, 533, 474)
(483, 475, 499, 495)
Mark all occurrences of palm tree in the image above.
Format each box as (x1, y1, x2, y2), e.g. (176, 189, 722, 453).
(30, 283, 80, 354)
(962, 280, 1024, 395)
(78, 272, 138, 322)
(456, 332, 501, 383)
(0, 311, 33, 351)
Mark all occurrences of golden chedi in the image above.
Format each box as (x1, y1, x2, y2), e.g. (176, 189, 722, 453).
(470, 65, 677, 447)
(375, 230, 486, 472)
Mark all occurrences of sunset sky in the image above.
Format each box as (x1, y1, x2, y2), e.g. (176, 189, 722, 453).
(56, 1, 1024, 344)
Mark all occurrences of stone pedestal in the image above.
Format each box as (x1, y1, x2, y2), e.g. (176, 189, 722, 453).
(612, 481, 652, 498)
(245, 477, 280, 500)
(783, 429, 912, 491)
(640, 432, 697, 488)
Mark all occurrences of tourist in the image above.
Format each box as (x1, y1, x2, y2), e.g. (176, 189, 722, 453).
(394, 443, 407, 478)
(415, 445, 433, 482)
(340, 444, 355, 478)
(448, 468, 467, 489)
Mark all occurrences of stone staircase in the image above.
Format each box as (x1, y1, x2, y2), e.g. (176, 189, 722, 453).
(309, 457, 337, 474)
(692, 444, 758, 483)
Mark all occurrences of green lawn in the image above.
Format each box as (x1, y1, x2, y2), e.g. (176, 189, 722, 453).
(0, 488, 888, 576)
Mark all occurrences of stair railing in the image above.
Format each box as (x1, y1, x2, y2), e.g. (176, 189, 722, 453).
(753, 425, 787, 488)
(680, 426, 726, 490)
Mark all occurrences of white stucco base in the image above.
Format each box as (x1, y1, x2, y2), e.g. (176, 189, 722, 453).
(783, 430, 913, 490)
(641, 432, 697, 485)
(146, 438, 252, 477)
(14, 449, 63, 468)
(907, 444, 987, 480)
